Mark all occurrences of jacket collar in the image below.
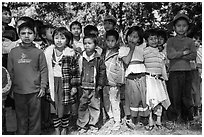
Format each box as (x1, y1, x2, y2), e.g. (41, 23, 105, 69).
(82, 50, 100, 62)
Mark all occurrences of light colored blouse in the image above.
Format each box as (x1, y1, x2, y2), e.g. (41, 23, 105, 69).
(53, 49, 63, 77)
(118, 43, 146, 77)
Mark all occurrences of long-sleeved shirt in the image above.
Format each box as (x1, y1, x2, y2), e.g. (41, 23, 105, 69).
(167, 36, 197, 71)
(7, 43, 48, 94)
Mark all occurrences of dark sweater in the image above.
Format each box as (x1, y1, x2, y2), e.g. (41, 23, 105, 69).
(7, 43, 48, 94)
(167, 36, 197, 71)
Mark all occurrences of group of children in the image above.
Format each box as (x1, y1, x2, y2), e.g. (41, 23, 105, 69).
(2, 5, 202, 135)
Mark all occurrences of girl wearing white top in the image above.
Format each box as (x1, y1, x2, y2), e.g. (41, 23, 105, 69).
(143, 29, 170, 131)
(119, 26, 149, 129)
(44, 27, 80, 135)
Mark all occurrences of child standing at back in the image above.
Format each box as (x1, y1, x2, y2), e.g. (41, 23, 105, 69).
(102, 29, 124, 131)
(166, 13, 197, 122)
(77, 34, 107, 133)
(44, 27, 81, 135)
(143, 29, 170, 131)
(39, 24, 55, 50)
(7, 22, 48, 135)
(70, 21, 84, 53)
(38, 23, 55, 131)
(119, 26, 149, 129)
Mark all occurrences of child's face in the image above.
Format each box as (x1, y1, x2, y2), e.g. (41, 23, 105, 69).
(71, 25, 81, 37)
(45, 28, 54, 41)
(127, 31, 140, 45)
(158, 36, 165, 46)
(106, 35, 117, 49)
(2, 10, 11, 24)
(174, 19, 189, 36)
(19, 27, 35, 44)
(104, 21, 114, 31)
(54, 32, 67, 48)
(84, 38, 95, 53)
(193, 37, 202, 49)
(147, 35, 158, 48)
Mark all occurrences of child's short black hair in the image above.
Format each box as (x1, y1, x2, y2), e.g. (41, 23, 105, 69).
(2, 6, 11, 15)
(157, 29, 167, 43)
(39, 24, 55, 42)
(83, 34, 98, 46)
(84, 25, 99, 36)
(144, 29, 158, 41)
(70, 21, 82, 31)
(125, 26, 144, 45)
(105, 29, 119, 41)
(16, 16, 35, 26)
(53, 27, 73, 48)
(18, 22, 35, 35)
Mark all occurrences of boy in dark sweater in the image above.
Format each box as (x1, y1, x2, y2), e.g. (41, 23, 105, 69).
(166, 13, 197, 123)
(7, 22, 48, 135)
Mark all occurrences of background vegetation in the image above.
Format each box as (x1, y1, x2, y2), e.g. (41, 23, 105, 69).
(3, 2, 202, 36)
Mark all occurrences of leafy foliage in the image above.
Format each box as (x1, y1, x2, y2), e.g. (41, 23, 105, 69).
(3, 2, 202, 36)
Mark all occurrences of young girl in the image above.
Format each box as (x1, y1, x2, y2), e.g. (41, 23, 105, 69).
(118, 26, 149, 129)
(77, 34, 107, 133)
(70, 21, 84, 53)
(44, 27, 81, 135)
(143, 29, 170, 130)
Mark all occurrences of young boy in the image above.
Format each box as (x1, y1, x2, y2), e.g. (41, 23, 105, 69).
(77, 34, 107, 133)
(166, 13, 197, 122)
(102, 29, 124, 131)
(84, 24, 103, 55)
(70, 21, 84, 52)
(188, 32, 202, 116)
(100, 15, 118, 50)
(7, 22, 48, 135)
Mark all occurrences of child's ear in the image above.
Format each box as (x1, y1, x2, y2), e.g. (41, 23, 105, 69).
(42, 34, 46, 39)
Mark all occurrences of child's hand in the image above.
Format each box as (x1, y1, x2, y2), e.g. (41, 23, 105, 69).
(128, 42, 136, 49)
(37, 89, 45, 98)
(183, 49, 190, 55)
(70, 87, 77, 96)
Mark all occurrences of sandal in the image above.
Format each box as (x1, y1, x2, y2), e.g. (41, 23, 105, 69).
(145, 125, 154, 131)
(125, 119, 136, 130)
(156, 124, 162, 129)
(78, 127, 88, 134)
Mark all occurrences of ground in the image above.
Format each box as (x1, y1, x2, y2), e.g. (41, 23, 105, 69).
(41, 115, 202, 135)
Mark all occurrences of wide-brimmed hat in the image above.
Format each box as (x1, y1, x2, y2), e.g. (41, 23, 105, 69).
(104, 15, 117, 25)
(173, 13, 190, 24)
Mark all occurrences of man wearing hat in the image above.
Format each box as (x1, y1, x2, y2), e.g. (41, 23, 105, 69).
(166, 12, 197, 123)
